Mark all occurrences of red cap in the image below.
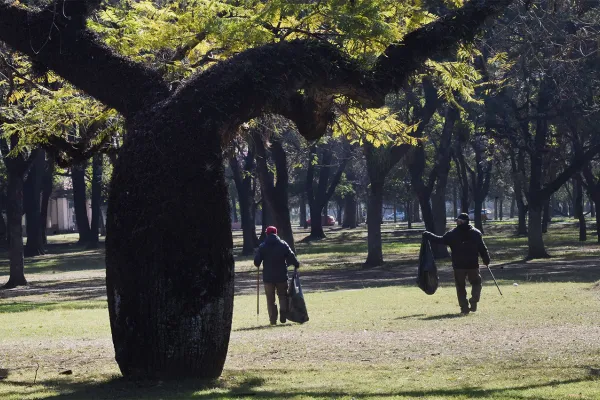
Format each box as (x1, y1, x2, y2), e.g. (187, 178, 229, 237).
(265, 226, 277, 235)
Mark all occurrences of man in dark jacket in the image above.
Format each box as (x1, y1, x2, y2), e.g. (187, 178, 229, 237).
(423, 213, 490, 314)
(254, 226, 300, 325)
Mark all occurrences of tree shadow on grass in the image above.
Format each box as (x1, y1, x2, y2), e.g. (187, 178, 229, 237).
(419, 313, 465, 321)
(28, 372, 597, 400)
(233, 324, 293, 332)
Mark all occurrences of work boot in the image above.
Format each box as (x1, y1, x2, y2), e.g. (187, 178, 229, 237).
(460, 307, 470, 315)
(469, 299, 478, 312)
(280, 312, 287, 324)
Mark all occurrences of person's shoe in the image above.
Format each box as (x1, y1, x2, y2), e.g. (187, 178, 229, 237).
(280, 313, 287, 324)
(469, 300, 478, 312)
(460, 307, 470, 315)
(270, 321, 277, 326)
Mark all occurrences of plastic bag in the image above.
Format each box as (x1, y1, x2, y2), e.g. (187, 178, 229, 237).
(417, 237, 439, 295)
(287, 270, 309, 323)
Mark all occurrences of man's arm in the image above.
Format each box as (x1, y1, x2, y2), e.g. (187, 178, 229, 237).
(478, 235, 491, 266)
(284, 243, 300, 269)
(423, 231, 449, 245)
(254, 246, 263, 268)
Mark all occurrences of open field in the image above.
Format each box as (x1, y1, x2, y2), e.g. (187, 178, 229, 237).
(1, 220, 599, 399)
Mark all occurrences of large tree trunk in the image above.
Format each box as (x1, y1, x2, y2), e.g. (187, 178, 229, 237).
(106, 114, 234, 379)
(88, 153, 103, 249)
(473, 198, 484, 233)
(4, 170, 26, 288)
(364, 179, 384, 267)
(499, 197, 503, 220)
(72, 161, 91, 244)
(24, 150, 46, 257)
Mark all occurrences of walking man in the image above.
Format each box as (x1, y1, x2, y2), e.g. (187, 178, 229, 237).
(423, 213, 490, 314)
(254, 226, 300, 325)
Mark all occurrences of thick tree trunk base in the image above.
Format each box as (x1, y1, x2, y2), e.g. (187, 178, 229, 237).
(363, 255, 383, 268)
(300, 232, 327, 242)
(24, 247, 46, 257)
(2, 276, 28, 289)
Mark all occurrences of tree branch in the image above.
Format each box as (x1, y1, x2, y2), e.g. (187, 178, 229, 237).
(0, 2, 169, 117)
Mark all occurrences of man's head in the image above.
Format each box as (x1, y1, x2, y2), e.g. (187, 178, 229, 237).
(265, 226, 277, 235)
(456, 213, 469, 226)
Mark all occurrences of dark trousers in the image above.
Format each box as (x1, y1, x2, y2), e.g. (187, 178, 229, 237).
(264, 282, 288, 324)
(453, 269, 482, 309)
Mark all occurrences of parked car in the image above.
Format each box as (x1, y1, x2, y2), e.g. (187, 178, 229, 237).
(468, 209, 490, 221)
(306, 215, 336, 226)
(383, 211, 405, 221)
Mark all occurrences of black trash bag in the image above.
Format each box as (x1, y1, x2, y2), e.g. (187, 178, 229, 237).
(287, 270, 309, 323)
(417, 237, 439, 295)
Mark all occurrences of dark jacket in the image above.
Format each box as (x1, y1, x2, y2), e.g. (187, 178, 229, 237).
(424, 224, 490, 269)
(254, 234, 299, 283)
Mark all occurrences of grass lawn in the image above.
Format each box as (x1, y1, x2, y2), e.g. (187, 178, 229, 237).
(1, 221, 599, 399)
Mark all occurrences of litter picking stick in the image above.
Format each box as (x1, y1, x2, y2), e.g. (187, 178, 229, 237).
(256, 268, 260, 321)
(485, 264, 503, 296)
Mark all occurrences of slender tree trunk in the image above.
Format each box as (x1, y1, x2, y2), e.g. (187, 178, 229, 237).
(40, 157, 54, 245)
(594, 199, 600, 243)
(542, 198, 550, 234)
(413, 199, 420, 222)
(343, 193, 357, 228)
(337, 202, 343, 225)
(4, 170, 26, 288)
(88, 153, 103, 249)
(474, 199, 484, 233)
(452, 185, 458, 219)
(510, 194, 515, 219)
(407, 200, 412, 229)
(527, 203, 550, 258)
(299, 192, 306, 228)
(494, 197, 498, 220)
(575, 176, 586, 241)
(229, 153, 258, 255)
(517, 199, 528, 235)
(590, 196, 595, 218)
(231, 194, 238, 223)
(72, 161, 91, 244)
(365, 179, 384, 267)
(24, 151, 46, 257)
(431, 190, 449, 258)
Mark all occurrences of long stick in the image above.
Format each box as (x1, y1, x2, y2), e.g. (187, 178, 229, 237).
(485, 264, 503, 296)
(256, 267, 260, 321)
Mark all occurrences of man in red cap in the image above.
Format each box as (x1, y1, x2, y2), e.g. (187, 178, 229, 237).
(423, 213, 490, 314)
(254, 226, 300, 325)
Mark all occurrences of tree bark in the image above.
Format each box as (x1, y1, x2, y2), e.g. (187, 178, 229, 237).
(343, 193, 358, 228)
(499, 197, 503, 220)
(510, 194, 515, 219)
(40, 156, 55, 245)
(88, 153, 103, 248)
(253, 132, 295, 250)
(71, 161, 91, 244)
(365, 179, 384, 267)
(527, 203, 550, 258)
(229, 150, 259, 256)
(24, 150, 46, 257)
(575, 175, 586, 241)
(231, 194, 238, 223)
(4, 169, 27, 288)
(299, 192, 307, 228)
